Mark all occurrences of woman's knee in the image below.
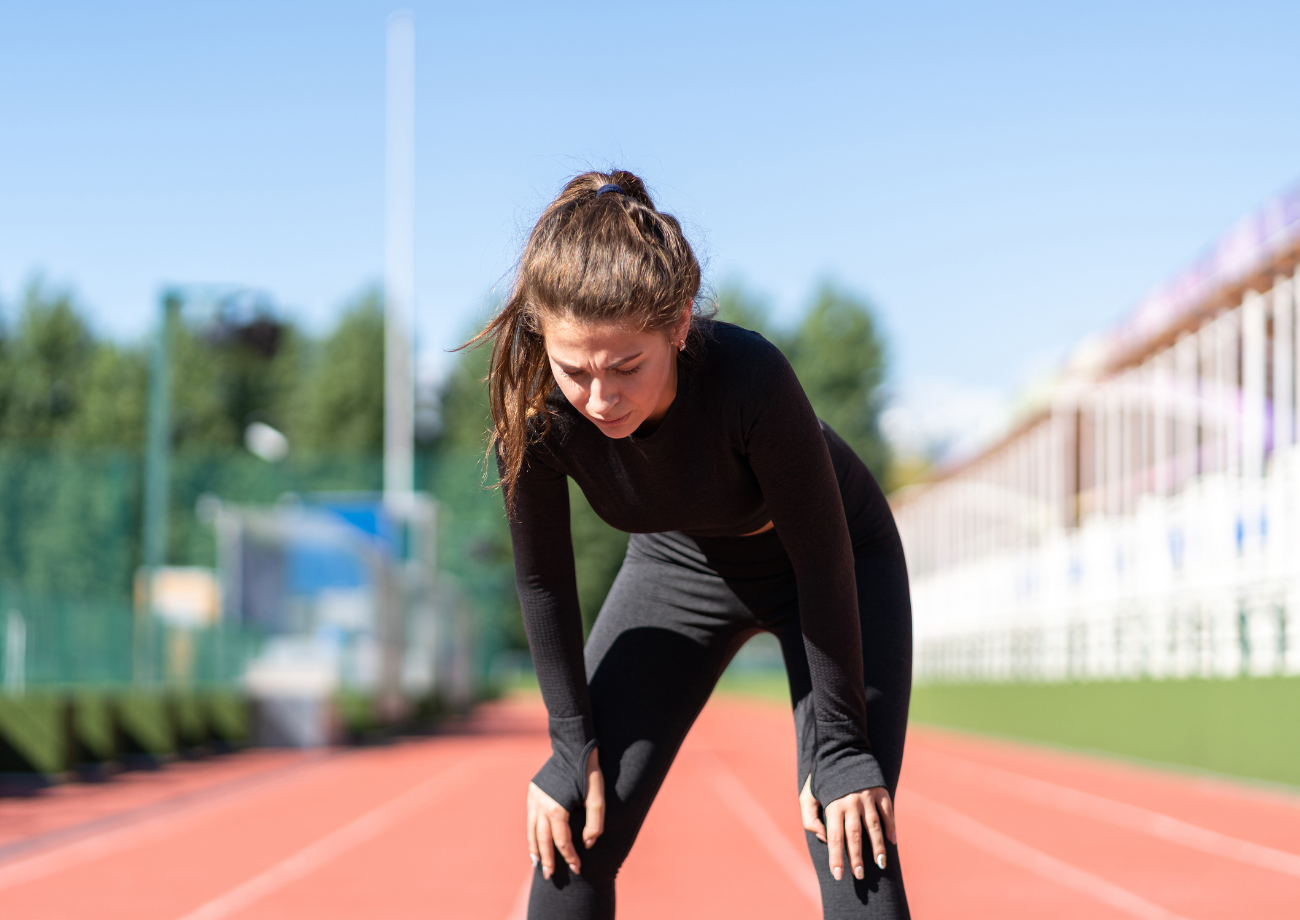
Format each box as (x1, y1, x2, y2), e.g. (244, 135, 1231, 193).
(568, 799, 642, 877)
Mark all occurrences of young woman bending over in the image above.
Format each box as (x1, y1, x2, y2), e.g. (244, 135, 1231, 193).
(472, 170, 912, 919)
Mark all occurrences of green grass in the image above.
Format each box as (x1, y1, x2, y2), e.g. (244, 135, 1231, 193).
(911, 676, 1300, 788)
(714, 670, 790, 702)
(492, 660, 1300, 789)
(497, 666, 793, 704)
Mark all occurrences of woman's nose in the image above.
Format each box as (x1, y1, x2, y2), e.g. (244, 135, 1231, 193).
(589, 376, 619, 414)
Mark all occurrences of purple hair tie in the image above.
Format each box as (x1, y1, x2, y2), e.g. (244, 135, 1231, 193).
(596, 184, 624, 196)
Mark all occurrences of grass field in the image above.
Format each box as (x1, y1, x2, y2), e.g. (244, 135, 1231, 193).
(499, 663, 1300, 789)
(718, 667, 1300, 791)
(910, 675, 1300, 788)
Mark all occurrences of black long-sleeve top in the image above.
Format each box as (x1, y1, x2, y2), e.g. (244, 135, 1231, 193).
(504, 322, 902, 812)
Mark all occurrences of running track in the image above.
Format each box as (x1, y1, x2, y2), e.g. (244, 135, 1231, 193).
(1, 694, 1298, 919)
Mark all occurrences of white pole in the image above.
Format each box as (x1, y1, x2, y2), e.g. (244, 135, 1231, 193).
(1275, 275, 1295, 451)
(1202, 320, 1220, 475)
(385, 10, 416, 506)
(1242, 291, 1266, 478)
(1153, 350, 1170, 497)
(1093, 395, 1106, 517)
(1220, 310, 1241, 478)
(1175, 333, 1197, 489)
(1120, 372, 1134, 511)
(1107, 385, 1123, 516)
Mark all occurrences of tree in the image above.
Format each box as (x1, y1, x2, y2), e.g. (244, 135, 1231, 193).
(0, 282, 145, 596)
(714, 281, 777, 340)
(785, 283, 891, 483)
(714, 280, 892, 483)
(66, 344, 149, 446)
(286, 288, 384, 452)
(0, 280, 97, 442)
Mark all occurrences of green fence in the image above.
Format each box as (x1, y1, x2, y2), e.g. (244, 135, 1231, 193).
(0, 443, 521, 775)
(0, 444, 516, 690)
(1, 585, 258, 689)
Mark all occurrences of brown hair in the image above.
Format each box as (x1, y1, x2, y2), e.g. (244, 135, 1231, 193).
(466, 169, 705, 513)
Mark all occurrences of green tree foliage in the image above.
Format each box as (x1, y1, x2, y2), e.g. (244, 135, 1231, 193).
(715, 280, 891, 483)
(0, 282, 149, 596)
(68, 344, 150, 446)
(784, 283, 890, 482)
(435, 334, 492, 454)
(287, 289, 384, 452)
(0, 282, 396, 599)
(0, 280, 98, 441)
(714, 282, 776, 338)
(0, 282, 390, 456)
(426, 337, 523, 650)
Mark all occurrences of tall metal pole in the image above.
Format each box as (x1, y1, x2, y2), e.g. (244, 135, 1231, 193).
(140, 289, 179, 684)
(143, 290, 179, 569)
(385, 10, 416, 508)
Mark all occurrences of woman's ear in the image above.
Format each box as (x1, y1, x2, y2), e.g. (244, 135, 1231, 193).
(674, 302, 692, 344)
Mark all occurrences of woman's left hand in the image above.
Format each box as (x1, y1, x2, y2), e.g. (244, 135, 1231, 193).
(800, 774, 896, 881)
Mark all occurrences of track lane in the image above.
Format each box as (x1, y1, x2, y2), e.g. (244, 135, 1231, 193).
(919, 746, 1300, 878)
(1, 697, 1297, 920)
(0, 737, 494, 919)
(907, 791, 1193, 920)
(905, 726, 1300, 919)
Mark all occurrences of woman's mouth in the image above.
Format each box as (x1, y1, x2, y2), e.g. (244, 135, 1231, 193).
(592, 411, 632, 427)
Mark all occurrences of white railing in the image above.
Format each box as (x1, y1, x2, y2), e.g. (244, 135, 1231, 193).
(908, 449, 1300, 683)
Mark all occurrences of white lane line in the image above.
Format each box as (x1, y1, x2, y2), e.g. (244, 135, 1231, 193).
(695, 749, 821, 907)
(908, 791, 1192, 920)
(0, 755, 336, 893)
(923, 748, 1300, 879)
(504, 870, 533, 920)
(174, 754, 482, 920)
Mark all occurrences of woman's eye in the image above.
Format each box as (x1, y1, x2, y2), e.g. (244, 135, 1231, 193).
(614, 367, 639, 377)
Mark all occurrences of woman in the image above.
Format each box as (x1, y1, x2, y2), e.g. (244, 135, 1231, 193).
(474, 170, 912, 919)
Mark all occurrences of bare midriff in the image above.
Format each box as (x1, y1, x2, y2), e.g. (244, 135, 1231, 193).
(739, 520, 775, 537)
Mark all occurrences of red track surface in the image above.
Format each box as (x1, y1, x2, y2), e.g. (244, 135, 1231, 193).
(1, 694, 1298, 919)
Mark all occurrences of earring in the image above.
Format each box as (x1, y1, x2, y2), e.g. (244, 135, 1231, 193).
(677, 340, 686, 351)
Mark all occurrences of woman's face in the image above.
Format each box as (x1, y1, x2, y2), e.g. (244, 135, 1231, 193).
(541, 309, 689, 439)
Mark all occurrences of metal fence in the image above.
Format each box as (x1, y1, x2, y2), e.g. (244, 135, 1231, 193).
(909, 449, 1300, 683)
(0, 585, 260, 690)
(0, 446, 509, 698)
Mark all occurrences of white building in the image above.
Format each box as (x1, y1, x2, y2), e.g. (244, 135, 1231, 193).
(895, 187, 1300, 684)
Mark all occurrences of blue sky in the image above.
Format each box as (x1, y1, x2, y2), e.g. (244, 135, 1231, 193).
(4, 2, 1300, 453)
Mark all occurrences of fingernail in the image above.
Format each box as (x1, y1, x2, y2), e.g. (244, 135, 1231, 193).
(543, 868, 551, 880)
(854, 865, 864, 880)
(889, 831, 898, 845)
(832, 867, 842, 881)
(568, 863, 580, 875)
(817, 834, 826, 843)
(876, 854, 887, 870)
(530, 854, 538, 869)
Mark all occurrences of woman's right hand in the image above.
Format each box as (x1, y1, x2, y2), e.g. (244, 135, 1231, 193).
(527, 747, 605, 879)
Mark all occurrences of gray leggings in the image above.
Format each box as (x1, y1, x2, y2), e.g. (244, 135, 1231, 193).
(527, 529, 913, 919)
